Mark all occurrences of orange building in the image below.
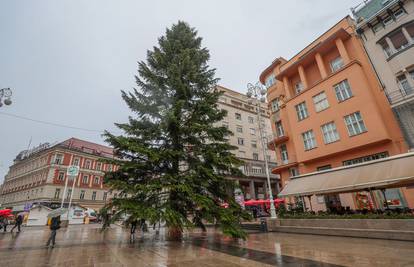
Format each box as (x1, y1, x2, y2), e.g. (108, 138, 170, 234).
(260, 16, 412, 211)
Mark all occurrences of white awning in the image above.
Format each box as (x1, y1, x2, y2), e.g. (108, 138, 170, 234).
(278, 152, 414, 197)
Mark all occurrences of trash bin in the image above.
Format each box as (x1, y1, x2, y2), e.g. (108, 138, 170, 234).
(260, 218, 268, 232)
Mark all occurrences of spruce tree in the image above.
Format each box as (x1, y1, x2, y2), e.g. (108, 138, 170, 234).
(103, 21, 250, 239)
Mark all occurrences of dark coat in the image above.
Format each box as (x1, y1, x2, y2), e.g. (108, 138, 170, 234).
(50, 217, 61, 230)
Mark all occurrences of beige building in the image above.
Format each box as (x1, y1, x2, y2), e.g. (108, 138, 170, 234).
(0, 138, 116, 211)
(216, 85, 280, 200)
(353, 0, 414, 149)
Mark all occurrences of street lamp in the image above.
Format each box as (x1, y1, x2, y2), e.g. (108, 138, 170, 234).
(247, 82, 277, 219)
(0, 88, 13, 107)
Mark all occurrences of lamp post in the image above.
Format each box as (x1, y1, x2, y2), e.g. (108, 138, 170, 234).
(246, 82, 277, 219)
(0, 88, 13, 107)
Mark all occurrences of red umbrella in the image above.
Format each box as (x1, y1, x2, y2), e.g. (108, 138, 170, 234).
(0, 209, 12, 216)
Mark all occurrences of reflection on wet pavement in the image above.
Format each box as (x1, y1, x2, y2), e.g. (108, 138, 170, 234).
(0, 224, 413, 266)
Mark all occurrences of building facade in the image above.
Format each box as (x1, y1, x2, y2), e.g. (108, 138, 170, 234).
(0, 138, 116, 211)
(260, 17, 411, 211)
(216, 85, 280, 200)
(353, 0, 414, 149)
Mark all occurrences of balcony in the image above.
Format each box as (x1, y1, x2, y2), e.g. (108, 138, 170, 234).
(267, 134, 289, 150)
(272, 155, 298, 174)
(386, 87, 414, 106)
(239, 158, 279, 179)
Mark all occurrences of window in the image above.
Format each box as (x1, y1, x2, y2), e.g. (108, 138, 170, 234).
(330, 57, 344, 72)
(313, 91, 329, 112)
(222, 122, 229, 129)
(252, 153, 259, 160)
(73, 157, 80, 166)
(66, 189, 72, 199)
(410, 70, 414, 81)
(372, 23, 382, 33)
(280, 144, 288, 162)
(94, 176, 100, 184)
(96, 162, 102, 171)
(379, 39, 393, 57)
(84, 160, 91, 169)
(108, 164, 113, 171)
(276, 121, 284, 137)
(248, 116, 254, 124)
(265, 74, 276, 88)
(389, 30, 409, 51)
(406, 23, 414, 39)
(80, 190, 85, 200)
(295, 102, 309, 121)
(271, 99, 279, 112)
(58, 172, 65, 181)
(289, 167, 299, 177)
(302, 130, 317, 150)
(251, 141, 257, 148)
(394, 8, 405, 19)
(237, 138, 244, 146)
(54, 189, 60, 199)
(321, 122, 340, 144)
(103, 192, 108, 201)
(266, 155, 271, 161)
(235, 113, 242, 120)
(317, 165, 332, 171)
(54, 154, 63, 165)
(382, 16, 393, 26)
(397, 74, 413, 95)
(344, 112, 367, 136)
(236, 125, 243, 133)
(295, 81, 304, 94)
(250, 128, 256, 135)
(82, 175, 89, 184)
(334, 80, 353, 102)
(343, 152, 388, 166)
(92, 191, 97, 201)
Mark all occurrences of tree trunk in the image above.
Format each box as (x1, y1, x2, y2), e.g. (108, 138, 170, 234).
(167, 226, 183, 241)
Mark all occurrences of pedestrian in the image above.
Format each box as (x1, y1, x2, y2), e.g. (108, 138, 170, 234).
(46, 216, 61, 248)
(10, 214, 23, 233)
(129, 218, 138, 243)
(0, 216, 8, 232)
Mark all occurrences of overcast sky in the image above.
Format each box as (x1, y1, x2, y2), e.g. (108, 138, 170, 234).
(0, 0, 362, 182)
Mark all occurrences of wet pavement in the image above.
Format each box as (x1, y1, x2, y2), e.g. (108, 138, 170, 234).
(0, 224, 413, 267)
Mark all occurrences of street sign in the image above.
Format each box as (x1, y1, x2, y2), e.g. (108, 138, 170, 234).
(66, 165, 79, 176)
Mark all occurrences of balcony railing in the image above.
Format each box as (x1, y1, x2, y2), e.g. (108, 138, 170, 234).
(267, 134, 289, 150)
(239, 159, 278, 179)
(385, 87, 414, 105)
(275, 154, 298, 169)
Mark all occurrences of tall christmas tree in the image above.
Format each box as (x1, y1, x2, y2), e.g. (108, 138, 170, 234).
(104, 21, 250, 239)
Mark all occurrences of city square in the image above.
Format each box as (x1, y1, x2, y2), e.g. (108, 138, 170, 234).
(1, 224, 414, 267)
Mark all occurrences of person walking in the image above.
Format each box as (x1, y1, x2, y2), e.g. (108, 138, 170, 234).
(129, 218, 138, 243)
(0, 216, 8, 232)
(46, 216, 61, 248)
(10, 214, 23, 233)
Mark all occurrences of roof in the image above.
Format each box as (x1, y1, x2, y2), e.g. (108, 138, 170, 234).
(60, 138, 114, 158)
(353, 0, 398, 22)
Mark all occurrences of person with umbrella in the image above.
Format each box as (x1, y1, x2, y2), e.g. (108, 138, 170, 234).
(46, 215, 61, 248)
